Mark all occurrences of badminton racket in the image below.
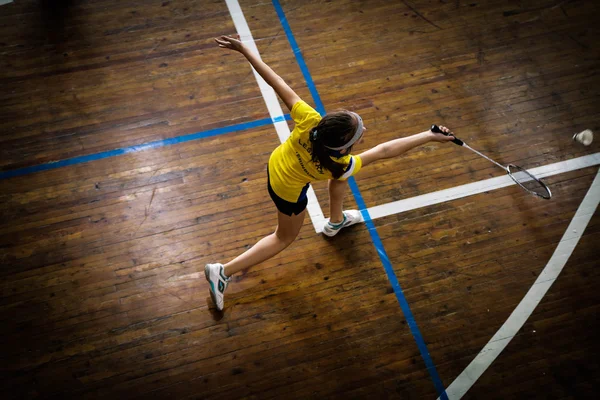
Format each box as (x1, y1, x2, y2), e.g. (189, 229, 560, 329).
(431, 124, 552, 199)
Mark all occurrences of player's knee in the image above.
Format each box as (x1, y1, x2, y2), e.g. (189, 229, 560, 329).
(275, 230, 297, 247)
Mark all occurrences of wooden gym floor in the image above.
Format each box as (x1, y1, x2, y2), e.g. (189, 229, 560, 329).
(1, 0, 599, 398)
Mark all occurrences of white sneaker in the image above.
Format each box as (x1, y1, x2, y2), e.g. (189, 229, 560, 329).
(204, 263, 230, 311)
(322, 210, 362, 237)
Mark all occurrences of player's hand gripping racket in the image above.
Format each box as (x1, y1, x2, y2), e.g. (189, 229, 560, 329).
(431, 124, 552, 199)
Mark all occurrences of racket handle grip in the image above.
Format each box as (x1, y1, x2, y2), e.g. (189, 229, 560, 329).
(431, 124, 463, 146)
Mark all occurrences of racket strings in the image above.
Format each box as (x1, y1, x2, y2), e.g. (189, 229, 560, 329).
(508, 165, 551, 199)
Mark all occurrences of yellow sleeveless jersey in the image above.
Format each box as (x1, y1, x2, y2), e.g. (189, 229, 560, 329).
(267, 100, 363, 203)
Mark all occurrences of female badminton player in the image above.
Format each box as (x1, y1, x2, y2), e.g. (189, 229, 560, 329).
(205, 35, 455, 310)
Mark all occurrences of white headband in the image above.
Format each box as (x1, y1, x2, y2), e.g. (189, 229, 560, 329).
(324, 112, 364, 150)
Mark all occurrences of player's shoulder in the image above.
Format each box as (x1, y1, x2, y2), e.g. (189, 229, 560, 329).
(292, 100, 321, 122)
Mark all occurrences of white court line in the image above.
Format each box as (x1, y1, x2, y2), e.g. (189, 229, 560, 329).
(226, 0, 598, 233)
(0, 1, 14, 6)
(227, 4, 597, 397)
(438, 168, 600, 399)
(225, 0, 326, 232)
(367, 153, 600, 221)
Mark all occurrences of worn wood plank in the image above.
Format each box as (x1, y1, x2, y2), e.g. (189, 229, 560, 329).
(1, 0, 599, 399)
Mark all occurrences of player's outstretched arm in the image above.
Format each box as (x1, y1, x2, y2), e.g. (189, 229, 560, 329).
(359, 126, 455, 167)
(215, 35, 301, 112)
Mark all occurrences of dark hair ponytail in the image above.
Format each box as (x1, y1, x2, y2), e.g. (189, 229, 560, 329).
(309, 111, 356, 179)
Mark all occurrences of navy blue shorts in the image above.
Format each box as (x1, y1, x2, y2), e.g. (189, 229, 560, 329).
(267, 167, 309, 216)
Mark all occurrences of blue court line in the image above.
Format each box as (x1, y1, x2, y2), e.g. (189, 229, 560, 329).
(0, 115, 291, 180)
(272, 1, 325, 116)
(271, 1, 448, 398)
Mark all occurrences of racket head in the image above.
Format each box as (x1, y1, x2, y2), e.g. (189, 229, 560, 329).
(507, 164, 552, 199)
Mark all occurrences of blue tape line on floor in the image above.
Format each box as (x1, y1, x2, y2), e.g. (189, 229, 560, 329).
(271, 0, 448, 398)
(0, 114, 292, 180)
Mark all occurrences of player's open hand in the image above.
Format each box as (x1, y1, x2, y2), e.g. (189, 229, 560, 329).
(214, 35, 245, 53)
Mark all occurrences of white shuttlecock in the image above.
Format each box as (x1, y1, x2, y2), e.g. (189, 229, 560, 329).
(573, 129, 593, 146)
